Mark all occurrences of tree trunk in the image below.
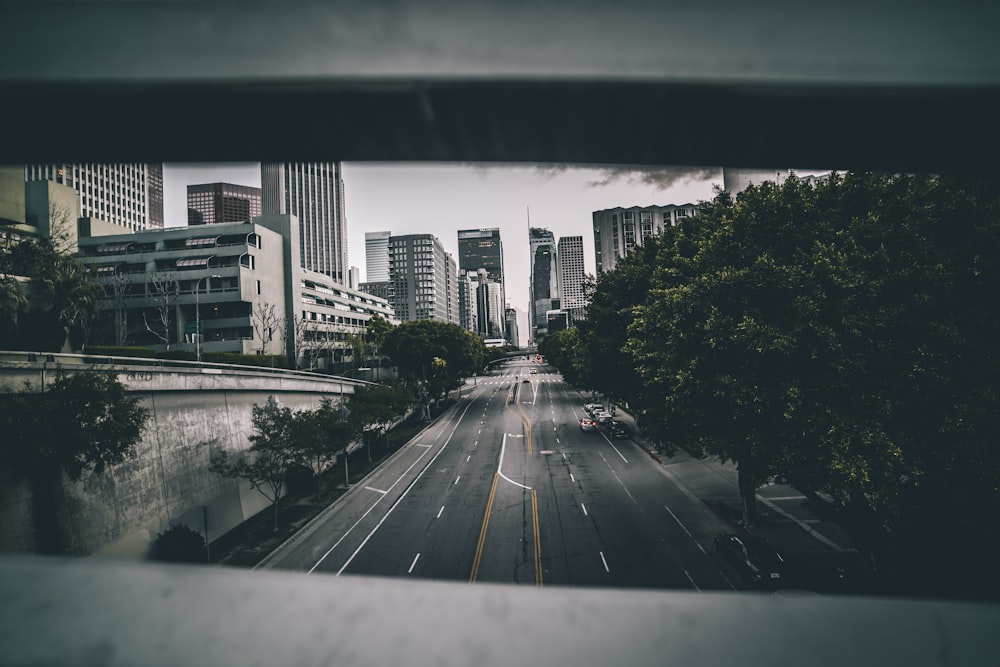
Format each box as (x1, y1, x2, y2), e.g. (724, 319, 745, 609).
(737, 462, 758, 529)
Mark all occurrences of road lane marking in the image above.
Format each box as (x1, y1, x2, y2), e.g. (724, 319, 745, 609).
(469, 473, 499, 583)
(498, 433, 532, 490)
(599, 551, 610, 573)
(581, 503, 587, 516)
(664, 504, 737, 591)
(454, 476, 461, 485)
(532, 489, 543, 587)
(415, 444, 431, 449)
(763, 495, 807, 501)
(683, 569, 700, 591)
(364, 486, 387, 494)
(570, 473, 575, 482)
(308, 399, 477, 576)
(437, 506, 444, 518)
(408, 553, 420, 573)
(466, 455, 471, 462)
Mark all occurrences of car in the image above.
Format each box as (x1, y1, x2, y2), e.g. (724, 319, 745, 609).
(714, 533, 784, 587)
(529, 368, 538, 374)
(609, 420, 629, 437)
(522, 378, 530, 383)
(583, 403, 601, 416)
(595, 412, 613, 425)
(580, 418, 597, 431)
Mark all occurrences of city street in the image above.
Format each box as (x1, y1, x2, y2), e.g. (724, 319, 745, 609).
(258, 359, 742, 591)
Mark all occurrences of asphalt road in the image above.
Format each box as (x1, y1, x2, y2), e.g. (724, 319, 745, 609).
(259, 359, 738, 592)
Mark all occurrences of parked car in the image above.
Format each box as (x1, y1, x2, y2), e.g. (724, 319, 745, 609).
(584, 403, 602, 416)
(595, 412, 613, 425)
(609, 420, 629, 437)
(580, 418, 597, 432)
(714, 533, 784, 587)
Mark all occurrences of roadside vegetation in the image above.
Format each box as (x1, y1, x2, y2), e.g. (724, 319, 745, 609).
(540, 172, 1000, 597)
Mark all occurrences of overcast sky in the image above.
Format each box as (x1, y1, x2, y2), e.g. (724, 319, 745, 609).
(162, 162, 724, 341)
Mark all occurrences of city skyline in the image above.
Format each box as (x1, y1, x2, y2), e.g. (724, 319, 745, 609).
(162, 163, 727, 342)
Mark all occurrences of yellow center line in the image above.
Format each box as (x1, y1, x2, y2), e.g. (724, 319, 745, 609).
(532, 489, 543, 587)
(469, 472, 499, 583)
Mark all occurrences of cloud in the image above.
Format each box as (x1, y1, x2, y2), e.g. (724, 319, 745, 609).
(463, 162, 720, 190)
(586, 166, 720, 190)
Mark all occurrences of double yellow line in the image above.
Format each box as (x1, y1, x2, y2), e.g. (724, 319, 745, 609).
(469, 472, 499, 583)
(531, 489, 543, 587)
(506, 382, 534, 454)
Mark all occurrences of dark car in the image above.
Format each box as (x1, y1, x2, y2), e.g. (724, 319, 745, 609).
(714, 533, 784, 587)
(609, 420, 629, 437)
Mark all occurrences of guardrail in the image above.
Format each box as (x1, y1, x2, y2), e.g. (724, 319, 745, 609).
(0, 350, 377, 387)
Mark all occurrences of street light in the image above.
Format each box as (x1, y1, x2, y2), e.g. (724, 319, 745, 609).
(195, 274, 222, 363)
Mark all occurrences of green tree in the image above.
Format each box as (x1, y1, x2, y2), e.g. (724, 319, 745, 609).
(382, 320, 485, 414)
(626, 173, 1000, 543)
(537, 327, 583, 386)
(0, 369, 149, 553)
(0, 239, 102, 352)
(349, 383, 414, 458)
(292, 397, 357, 496)
(210, 396, 296, 531)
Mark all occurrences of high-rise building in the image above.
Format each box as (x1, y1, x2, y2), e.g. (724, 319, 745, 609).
(25, 163, 164, 232)
(388, 234, 459, 324)
(365, 230, 391, 282)
(475, 270, 505, 340)
(557, 235, 586, 323)
(457, 228, 504, 284)
(457, 270, 477, 333)
(261, 162, 348, 284)
(505, 306, 520, 348)
(458, 228, 512, 343)
(187, 183, 262, 226)
(592, 204, 698, 275)
(529, 227, 558, 343)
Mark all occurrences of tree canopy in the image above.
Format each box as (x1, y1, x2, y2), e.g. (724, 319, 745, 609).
(382, 319, 486, 404)
(571, 173, 1000, 541)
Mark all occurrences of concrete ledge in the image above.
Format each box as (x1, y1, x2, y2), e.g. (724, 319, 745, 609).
(1, 555, 998, 667)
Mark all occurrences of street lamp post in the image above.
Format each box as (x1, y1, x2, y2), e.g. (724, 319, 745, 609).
(195, 274, 222, 363)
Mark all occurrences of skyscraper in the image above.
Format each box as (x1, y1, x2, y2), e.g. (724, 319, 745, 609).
(261, 162, 348, 284)
(557, 235, 586, 323)
(365, 230, 391, 282)
(457, 228, 504, 284)
(25, 163, 164, 232)
(458, 228, 510, 342)
(388, 234, 459, 324)
(187, 182, 262, 226)
(529, 227, 558, 344)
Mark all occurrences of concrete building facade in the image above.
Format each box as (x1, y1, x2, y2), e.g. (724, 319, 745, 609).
(388, 234, 458, 325)
(592, 203, 698, 275)
(76, 216, 393, 366)
(25, 163, 164, 231)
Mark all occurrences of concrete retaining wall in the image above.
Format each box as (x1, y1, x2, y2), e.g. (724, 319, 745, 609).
(0, 360, 363, 559)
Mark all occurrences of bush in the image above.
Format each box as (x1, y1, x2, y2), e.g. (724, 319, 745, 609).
(151, 524, 206, 563)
